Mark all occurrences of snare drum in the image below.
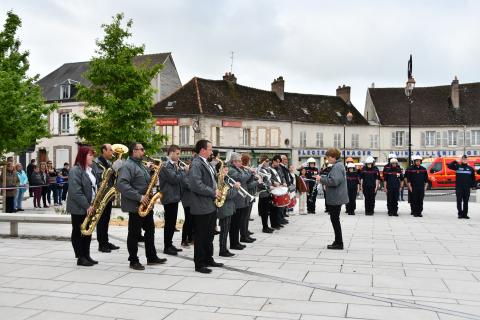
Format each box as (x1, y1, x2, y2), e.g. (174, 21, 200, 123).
(287, 196, 297, 209)
(271, 187, 290, 207)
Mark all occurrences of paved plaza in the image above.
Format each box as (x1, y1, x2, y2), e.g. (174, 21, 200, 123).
(1, 199, 480, 320)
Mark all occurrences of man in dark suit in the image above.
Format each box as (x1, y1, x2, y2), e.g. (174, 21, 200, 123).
(189, 139, 223, 274)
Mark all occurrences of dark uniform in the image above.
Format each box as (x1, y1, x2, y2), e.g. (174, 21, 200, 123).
(405, 164, 428, 217)
(383, 165, 404, 216)
(447, 160, 475, 219)
(305, 165, 319, 213)
(360, 165, 380, 215)
(321, 165, 332, 212)
(346, 170, 360, 215)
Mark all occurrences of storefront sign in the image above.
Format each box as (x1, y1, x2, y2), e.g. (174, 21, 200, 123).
(389, 150, 459, 157)
(222, 120, 242, 128)
(298, 149, 372, 157)
(156, 118, 178, 126)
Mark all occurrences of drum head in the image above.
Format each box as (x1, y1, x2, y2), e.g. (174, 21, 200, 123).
(271, 186, 288, 196)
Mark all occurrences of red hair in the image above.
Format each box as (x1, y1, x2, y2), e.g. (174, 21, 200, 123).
(74, 146, 94, 170)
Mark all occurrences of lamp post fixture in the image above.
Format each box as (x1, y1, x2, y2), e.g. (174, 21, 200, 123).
(337, 111, 354, 164)
(405, 55, 416, 166)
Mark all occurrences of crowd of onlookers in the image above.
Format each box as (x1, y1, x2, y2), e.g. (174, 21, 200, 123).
(0, 158, 69, 212)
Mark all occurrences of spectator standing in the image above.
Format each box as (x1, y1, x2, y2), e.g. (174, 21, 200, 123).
(1, 162, 19, 212)
(30, 165, 43, 208)
(26, 159, 36, 197)
(15, 163, 29, 211)
(61, 162, 70, 202)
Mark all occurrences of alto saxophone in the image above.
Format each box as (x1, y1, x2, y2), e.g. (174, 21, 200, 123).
(214, 159, 230, 207)
(138, 156, 163, 217)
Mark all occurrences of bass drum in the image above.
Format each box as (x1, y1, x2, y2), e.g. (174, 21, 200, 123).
(287, 193, 297, 209)
(271, 187, 290, 207)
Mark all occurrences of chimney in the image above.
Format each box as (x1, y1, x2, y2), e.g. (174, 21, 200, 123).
(336, 84, 351, 103)
(451, 76, 460, 109)
(222, 72, 237, 84)
(271, 76, 285, 100)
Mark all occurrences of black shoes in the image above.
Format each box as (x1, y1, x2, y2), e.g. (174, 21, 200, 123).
(327, 243, 344, 250)
(458, 215, 470, 219)
(86, 256, 98, 264)
(219, 251, 235, 257)
(262, 227, 274, 233)
(230, 244, 245, 250)
(99, 245, 111, 253)
(172, 245, 183, 252)
(247, 231, 254, 235)
(130, 261, 145, 270)
(240, 237, 256, 243)
(147, 257, 167, 265)
(207, 260, 224, 267)
(77, 256, 94, 267)
(195, 267, 212, 274)
(163, 246, 178, 256)
(413, 213, 423, 217)
(108, 243, 120, 250)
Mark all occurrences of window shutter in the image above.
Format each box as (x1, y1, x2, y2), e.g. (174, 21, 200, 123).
(442, 131, 447, 147)
(391, 131, 396, 148)
(465, 131, 471, 147)
(404, 131, 409, 147)
(421, 132, 425, 147)
(458, 131, 464, 147)
(52, 112, 59, 135)
(69, 113, 75, 134)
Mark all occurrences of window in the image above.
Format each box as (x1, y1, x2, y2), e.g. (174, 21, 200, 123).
(270, 128, 279, 147)
(60, 85, 71, 100)
(334, 133, 342, 149)
(447, 130, 458, 146)
(369, 134, 378, 149)
(472, 130, 480, 146)
(351, 133, 359, 148)
(257, 128, 267, 146)
(179, 126, 190, 146)
(316, 132, 323, 148)
(300, 131, 307, 148)
(242, 128, 251, 146)
(59, 113, 70, 134)
(425, 131, 436, 147)
(430, 162, 442, 173)
(395, 131, 404, 147)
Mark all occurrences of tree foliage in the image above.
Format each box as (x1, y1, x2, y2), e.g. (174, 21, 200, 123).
(74, 13, 166, 153)
(0, 11, 55, 157)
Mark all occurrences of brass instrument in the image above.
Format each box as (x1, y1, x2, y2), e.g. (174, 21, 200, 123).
(178, 160, 189, 170)
(138, 155, 163, 217)
(81, 144, 128, 236)
(225, 174, 256, 203)
(214, 160, 230, 207)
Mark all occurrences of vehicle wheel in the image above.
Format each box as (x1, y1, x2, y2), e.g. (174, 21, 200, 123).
(476, 182, 480, 189)
(427, 181, 432, 190)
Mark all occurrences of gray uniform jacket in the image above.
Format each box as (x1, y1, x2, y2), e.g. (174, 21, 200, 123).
(189, 156, 217, 215)
(228, 165, 251, 209)
(117, 158, 151, 213)
(66, 165, 94, 215)
(320, 162, 349, 206)
(217, 184, 239, 219)
(257, 166, 272, 198)
(159, 161, 185, 205)
(181, 173, 192, 208)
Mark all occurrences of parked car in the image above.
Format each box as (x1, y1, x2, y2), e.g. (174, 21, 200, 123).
(427, 156, 480, 189)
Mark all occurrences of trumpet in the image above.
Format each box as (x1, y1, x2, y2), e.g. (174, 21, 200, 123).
(178, 160, 189, 170)
(225, 174, 255, 203)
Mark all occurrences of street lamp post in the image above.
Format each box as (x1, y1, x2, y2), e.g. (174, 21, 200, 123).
(337, 111, 353, 164)
(405, 55, 416, 166)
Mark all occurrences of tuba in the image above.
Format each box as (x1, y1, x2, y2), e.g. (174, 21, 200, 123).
(138, 155, 163, 217)
(80, 144, 128, 236)
(214, 159, 230, 207)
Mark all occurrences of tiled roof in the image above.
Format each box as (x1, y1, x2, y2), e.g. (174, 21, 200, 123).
(152, 77, 368, 125)
(368, 82, 480, 126)
(37, 53, 171, 102)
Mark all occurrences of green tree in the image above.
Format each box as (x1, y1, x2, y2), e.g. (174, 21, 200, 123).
(74, 13, 166, 153)
(0, 11, 55, 157)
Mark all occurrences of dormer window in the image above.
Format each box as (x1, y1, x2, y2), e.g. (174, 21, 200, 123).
(301, 108, 310, 115)
(166, 101, 176, 109)
(214, 104, 223, 112)
(60, 84, 71, 100)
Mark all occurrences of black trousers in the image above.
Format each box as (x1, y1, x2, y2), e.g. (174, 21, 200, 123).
(363, 186, 376, 213)
(127, 211, 157, 263)
(71, 214, 91, 258)
(163, 202, 179, 248)
(269, 203, 281, 227)
(346, 188, 357, 213)
(62, 183, 69, 201)
(41, 186, 48, 206)
(192, 211, 216, 268)
(6, 196, 15, 213)
(230, 207, 247, 246)
(240, 204, 251, 239)
(410, 188, 425, 215)
(307, 187, 317, 212)
(327, 205, 343, 244)
(182, 206, 193, 243)
(456, 188, 470, 217)
(387, 188, 400, 214)
(219, 216, 232, 253)
(258, 196, 271, 229)
(96, 200, 113, 246)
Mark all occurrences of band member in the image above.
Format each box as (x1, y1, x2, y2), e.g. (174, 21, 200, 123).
(296, 167, 309, 215)
(270, 155, 287, 228)
(359, 156, 380, 215)
(304, 158, 319, 214)
(117, 142, 167, 270)
(66, 146, 97, 266)
(447, 155, 475, 219)
(383, 158, 404, 216)
(257, 156, 275, 232)
(405, 155, 428, 217)
(345, 163, 360, 215)
(159, 144, 187, 255)
(280, 155, 293, 217)
(92, 144, 120, 253)
(318, 148, 348, 250)
(189, 139, 223, 274)
(229, 152, 255, 247)
(181, 157, 194, 247)
(241, 153, 259, 242)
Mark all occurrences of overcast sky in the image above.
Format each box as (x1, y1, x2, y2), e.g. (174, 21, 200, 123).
(2, 0, 479, 113)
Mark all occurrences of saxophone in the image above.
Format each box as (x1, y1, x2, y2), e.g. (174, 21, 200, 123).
(138, 156, 163, 217)
(214, 159, 230, 207)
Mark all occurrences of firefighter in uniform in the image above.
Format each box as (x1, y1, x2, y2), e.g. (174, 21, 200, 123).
(359, 156, 380, 215)
(383, 158, 403, 216)
(405, 155, 428, 217)
(345, 162, 360, 215)
(304, 158, 319, 214)
(447, 155, 475, 219)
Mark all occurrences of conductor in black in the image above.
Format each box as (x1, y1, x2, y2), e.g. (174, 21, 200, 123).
(447, 155, 475, 219)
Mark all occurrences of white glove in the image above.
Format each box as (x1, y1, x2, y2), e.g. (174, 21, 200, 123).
(112, 159, 123, 172)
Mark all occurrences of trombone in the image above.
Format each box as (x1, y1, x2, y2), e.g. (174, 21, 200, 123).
(225, 174, 256, 203)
